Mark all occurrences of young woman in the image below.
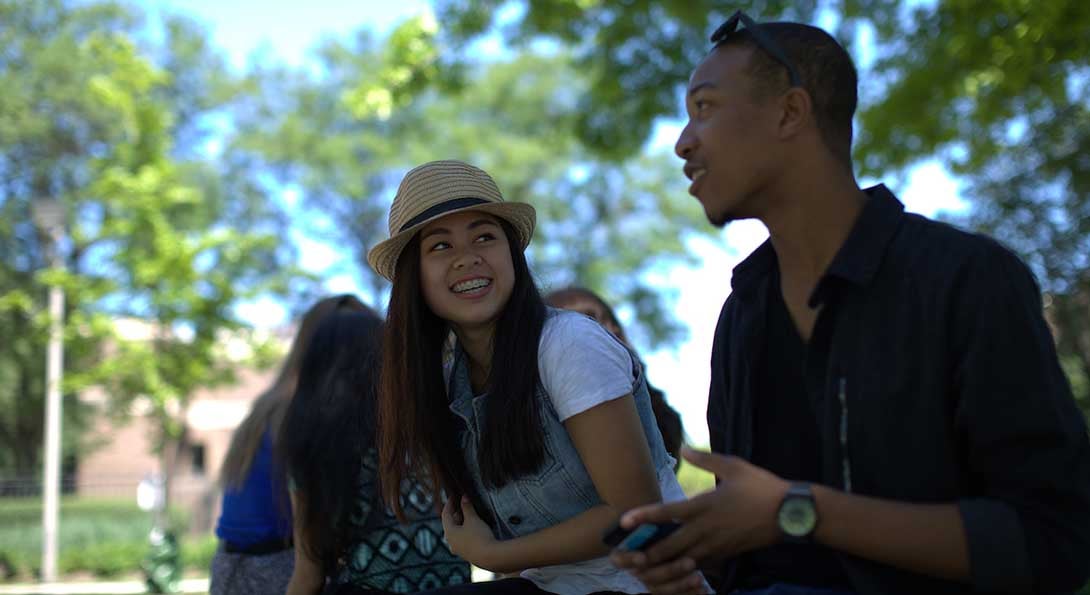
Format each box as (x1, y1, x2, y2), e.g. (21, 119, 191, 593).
(212, 295, 365, 595)
(544, 287, 685, 471)
(368, 160, 703, 595)
(280, 306, 469, 595)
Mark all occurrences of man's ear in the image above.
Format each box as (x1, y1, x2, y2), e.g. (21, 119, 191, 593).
(778, 86, 813, 140)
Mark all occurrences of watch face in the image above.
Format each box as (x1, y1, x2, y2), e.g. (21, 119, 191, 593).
(778, 496, 817, 537)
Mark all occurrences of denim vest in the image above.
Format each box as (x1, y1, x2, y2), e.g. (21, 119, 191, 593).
(445, 311, 676, 541)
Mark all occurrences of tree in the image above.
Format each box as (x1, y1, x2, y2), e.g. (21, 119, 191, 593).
(435, 0, 1090, 418)
(230, 16, 451, 303)
(0, 0, 302, 487)
(850, 0, 1090, 419)
(236, 20, 711, 347)
(433, 0, 825, 159)
(0, 0, 134, 482)
(402, 54, 711, 346)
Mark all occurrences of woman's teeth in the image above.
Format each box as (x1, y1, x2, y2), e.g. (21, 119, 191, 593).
(453, 278, 491, 293)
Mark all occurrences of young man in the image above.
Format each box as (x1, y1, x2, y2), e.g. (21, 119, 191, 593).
(611, 12, 1090, 595)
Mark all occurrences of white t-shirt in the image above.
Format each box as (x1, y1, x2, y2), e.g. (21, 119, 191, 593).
(518, 311, 692, 595)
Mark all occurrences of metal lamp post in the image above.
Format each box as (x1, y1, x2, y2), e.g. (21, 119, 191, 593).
(32, 198, 65, 583)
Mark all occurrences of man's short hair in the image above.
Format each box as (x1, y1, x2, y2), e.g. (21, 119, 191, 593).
(715, 22, 858, 165)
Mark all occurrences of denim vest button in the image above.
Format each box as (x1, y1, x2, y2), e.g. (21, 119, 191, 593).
(508, 515, 522, 525)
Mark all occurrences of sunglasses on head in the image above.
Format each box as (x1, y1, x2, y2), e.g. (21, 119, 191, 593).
(711, 10, 802, 87)
(334, 294, 358, 309)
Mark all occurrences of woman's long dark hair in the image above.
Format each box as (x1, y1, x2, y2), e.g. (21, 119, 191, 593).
(220, 295, 366, 490)
(378, 218, 547, 520)
(277, 307, 384, 572)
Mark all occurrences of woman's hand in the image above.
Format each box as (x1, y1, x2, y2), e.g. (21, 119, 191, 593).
(441, 495, 501, 570)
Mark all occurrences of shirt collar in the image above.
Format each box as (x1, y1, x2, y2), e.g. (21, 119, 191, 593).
(730, 238, 776, 292)
(730, 184, 906, 300)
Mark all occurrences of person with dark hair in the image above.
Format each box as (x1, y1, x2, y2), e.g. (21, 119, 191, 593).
(211, 295, 366, 595)
(611, 11, 1090, 595)
(280, 307, 469, 595)
(544, 287, 685, 470)
(368, 160, 702, 595)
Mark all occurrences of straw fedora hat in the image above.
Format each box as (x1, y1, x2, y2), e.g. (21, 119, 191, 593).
(367, 160, 537, 281)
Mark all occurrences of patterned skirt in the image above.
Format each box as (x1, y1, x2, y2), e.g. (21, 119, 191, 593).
(209, 543, 294, 595)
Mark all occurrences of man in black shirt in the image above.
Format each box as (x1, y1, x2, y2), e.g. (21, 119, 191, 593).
(611, 11, 1090, 595)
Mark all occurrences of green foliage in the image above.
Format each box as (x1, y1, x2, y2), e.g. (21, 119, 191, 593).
(438, 0, 1090, 421)
(239, 32, 709, 346)
(399, 53, 710, 345)
(0, 497, 191, 579)
(0, 0, 136, 478)
(848, 0, 1090, 423)
(1063, 356, 1090, 427)
(435, 0, 824, 159)
(180, 535, 218, 572)
(61, 541, 146, 578)
(342, 14, 445, 120)
(0, 0, 306, 478)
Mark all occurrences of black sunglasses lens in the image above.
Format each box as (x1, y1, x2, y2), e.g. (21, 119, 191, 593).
(711, 11, 741, 43)
(708, 10, 801, 87)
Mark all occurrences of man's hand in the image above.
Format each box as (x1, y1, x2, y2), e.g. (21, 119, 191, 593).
(611, 549, 709, 595)
(610, 446, 790, 594)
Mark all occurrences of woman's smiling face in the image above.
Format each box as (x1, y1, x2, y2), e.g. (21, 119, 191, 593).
(418, 210, 515, 333)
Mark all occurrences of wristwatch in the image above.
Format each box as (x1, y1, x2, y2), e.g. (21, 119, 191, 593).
(777, 482, 818, 542)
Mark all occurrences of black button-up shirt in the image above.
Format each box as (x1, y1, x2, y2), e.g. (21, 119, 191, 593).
(708, 185, 1090, 594)
(739, 270, 851, 589)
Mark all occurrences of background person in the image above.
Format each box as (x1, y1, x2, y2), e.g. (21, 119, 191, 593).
(280, 306, 469, 594)
(211, 295, 367, 595)
(544, 287, 684, 470)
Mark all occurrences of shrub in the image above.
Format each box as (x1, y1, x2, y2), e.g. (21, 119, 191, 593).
(0, 497, 196, 579)
(181, 535, 218, 570)
(60, 541, 146, 578)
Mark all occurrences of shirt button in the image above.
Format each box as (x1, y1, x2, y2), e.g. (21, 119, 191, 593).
(508, 515, 522, 526)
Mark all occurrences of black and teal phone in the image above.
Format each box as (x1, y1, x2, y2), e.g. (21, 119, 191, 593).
(602, 521, 681, 552)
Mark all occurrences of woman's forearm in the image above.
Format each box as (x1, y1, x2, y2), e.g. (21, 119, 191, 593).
(482, 504, 619, 573)
(473, 396, 666, 574)
(287, 490, 324, 595)
(286, 568, 322, 595)
(286, 545, 323, 595)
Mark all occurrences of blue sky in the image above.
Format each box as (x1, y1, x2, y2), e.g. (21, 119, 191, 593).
(142, 0, 429, 69)
(139, 0, 968, 446)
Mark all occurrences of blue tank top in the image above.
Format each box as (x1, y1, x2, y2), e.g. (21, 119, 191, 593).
(215, 429, 292, 548)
